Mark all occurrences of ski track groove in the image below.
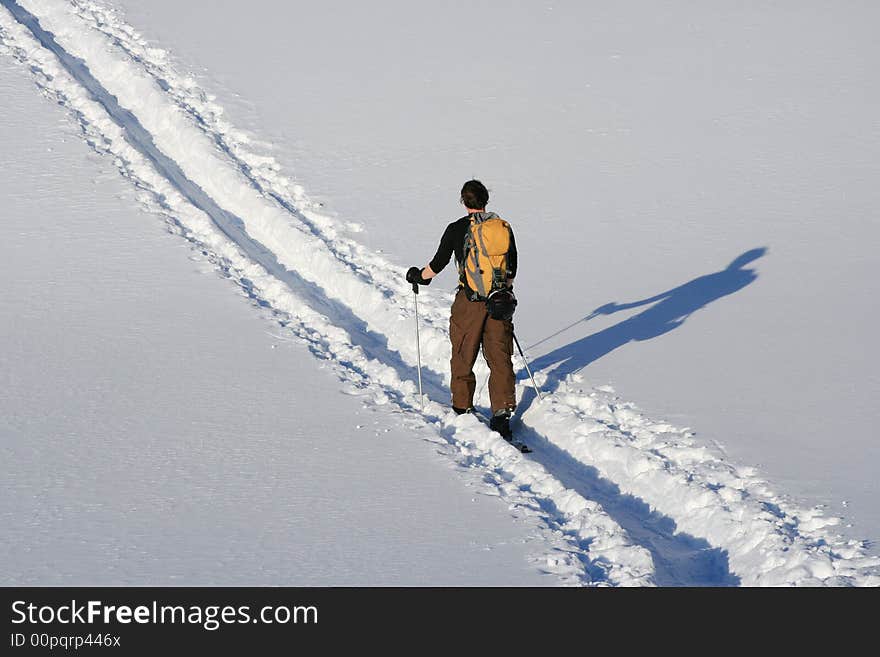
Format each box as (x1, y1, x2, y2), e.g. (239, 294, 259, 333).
(2, 0, 878, 587)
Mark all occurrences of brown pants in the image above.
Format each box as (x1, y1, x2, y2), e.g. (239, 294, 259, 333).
(449, 289, 516, 413)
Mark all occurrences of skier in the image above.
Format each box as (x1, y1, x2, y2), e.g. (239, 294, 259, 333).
(406, 180, 518, 440)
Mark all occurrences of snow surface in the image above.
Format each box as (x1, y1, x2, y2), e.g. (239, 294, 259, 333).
(0, 53, 571, 587)
(1, 0, 878, 585)
(102, 0, 880, 551)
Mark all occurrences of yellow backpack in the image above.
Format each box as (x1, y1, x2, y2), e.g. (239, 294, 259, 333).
(461, 212, 512, 301)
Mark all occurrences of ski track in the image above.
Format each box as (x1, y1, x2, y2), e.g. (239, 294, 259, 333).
(2, 0, 877, 587)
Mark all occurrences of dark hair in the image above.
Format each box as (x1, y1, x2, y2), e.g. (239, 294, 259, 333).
(460, 179, 489, 209)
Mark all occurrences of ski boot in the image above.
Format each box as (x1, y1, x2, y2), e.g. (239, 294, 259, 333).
(489, 409, 513, 440)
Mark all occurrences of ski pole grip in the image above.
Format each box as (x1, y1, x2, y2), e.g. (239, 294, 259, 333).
(412, 282, 419, 294)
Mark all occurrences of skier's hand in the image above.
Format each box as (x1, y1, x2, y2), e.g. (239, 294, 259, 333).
(406, 266, 431, 286)
(586, 302, 618, 319)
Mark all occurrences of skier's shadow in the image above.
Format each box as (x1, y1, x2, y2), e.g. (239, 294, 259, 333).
(522, 247, 767, 392)
(511, 248, 766, 585)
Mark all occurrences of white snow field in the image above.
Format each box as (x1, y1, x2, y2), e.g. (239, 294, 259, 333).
(0, 52, 579, 587)
(1, 0, 878, 586)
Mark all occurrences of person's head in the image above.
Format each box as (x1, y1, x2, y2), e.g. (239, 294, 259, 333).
(460, 179, 489, 211)
(726, 247, 767, 271)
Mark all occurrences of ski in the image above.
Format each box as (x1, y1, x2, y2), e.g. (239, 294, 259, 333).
(509, 438, 533, 454)
(470, 409, 532, 453)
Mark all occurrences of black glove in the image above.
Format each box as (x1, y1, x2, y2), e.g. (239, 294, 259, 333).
(406, 266, 431, 286)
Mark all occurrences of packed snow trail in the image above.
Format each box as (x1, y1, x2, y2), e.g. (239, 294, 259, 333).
(2, 0, 877, 586)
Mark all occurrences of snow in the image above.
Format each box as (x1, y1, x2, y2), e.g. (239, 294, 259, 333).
(100, 0, 880, 551)
(0, 53, 571, 587)
(0, 0, 654, 587)
(2, 0, 878, 585)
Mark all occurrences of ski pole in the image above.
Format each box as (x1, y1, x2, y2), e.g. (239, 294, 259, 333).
(512, 332, 543, 401)
(412, 282, 424, 409)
